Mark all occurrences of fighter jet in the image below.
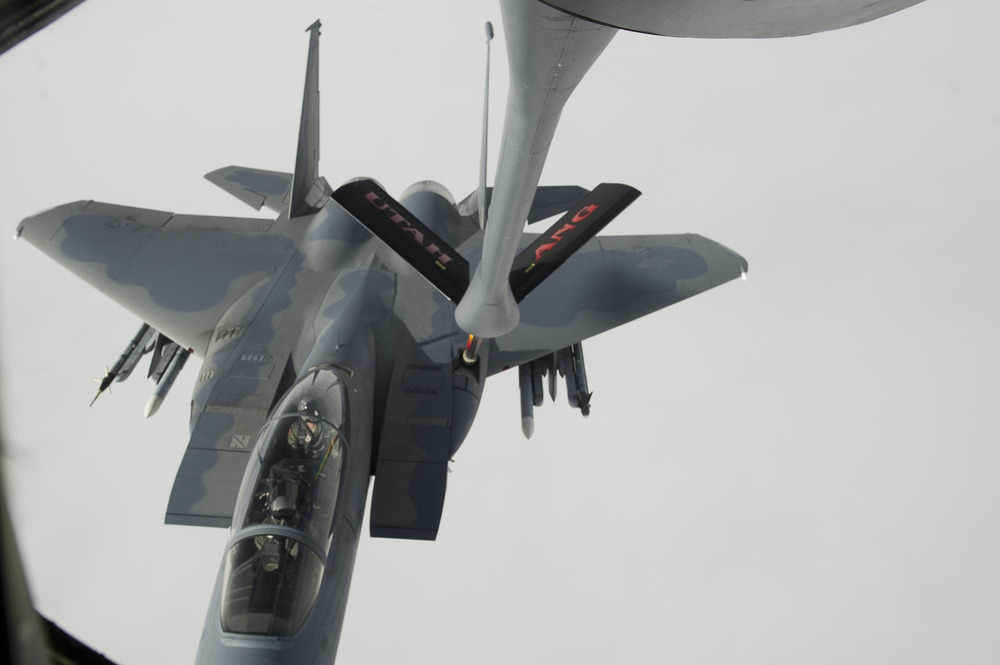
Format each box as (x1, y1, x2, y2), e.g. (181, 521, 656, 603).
(13, 0, 927, 662)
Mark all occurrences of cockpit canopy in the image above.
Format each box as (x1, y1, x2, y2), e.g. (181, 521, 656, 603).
(238, 367, 348, 545)
(221, 536, 324, 637)
(221, 367, 349, 637)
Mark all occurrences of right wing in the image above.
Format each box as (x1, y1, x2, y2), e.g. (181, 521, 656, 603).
(488, 233, 747, 374)
(17, 200, 303, 528)
(16, 200, 296, 355)
(17, 201, 295, 355)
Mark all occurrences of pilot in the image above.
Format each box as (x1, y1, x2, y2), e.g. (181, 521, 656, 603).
(287, 417, 325, 458)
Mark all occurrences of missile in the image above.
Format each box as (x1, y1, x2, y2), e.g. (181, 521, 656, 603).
(90, 323, 153, 406)
(148, 334, 179, 382)
(516, 344, 594, 434)
(556, 347, 577, 408)
(519, 364, 534, 439)
(570, 343, 592, 417)
(116, 325, 157, 382)
(548, 362, 558, 402)
(144, 348, 190, 418)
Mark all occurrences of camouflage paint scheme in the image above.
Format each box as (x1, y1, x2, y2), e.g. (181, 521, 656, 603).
(21, 0, 953, 660)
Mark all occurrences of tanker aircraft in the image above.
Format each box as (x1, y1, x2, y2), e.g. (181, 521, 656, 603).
(14, 0, 926, 662)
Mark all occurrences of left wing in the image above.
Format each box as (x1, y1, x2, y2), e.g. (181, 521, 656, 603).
(16, 200, 296, 355)
(488, 233, 747, 373)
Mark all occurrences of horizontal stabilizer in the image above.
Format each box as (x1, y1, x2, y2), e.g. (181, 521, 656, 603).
(332, 179, 470, 302)
(205, 166, 292, 213)
(509, 183, 641, 302)
(523, 185, 592, 224)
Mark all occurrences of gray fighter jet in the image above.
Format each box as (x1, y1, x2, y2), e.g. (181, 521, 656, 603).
(13, 0, 926, 663)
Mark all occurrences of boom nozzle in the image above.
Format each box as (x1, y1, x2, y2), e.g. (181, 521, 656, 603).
(461, 334, 485, 366)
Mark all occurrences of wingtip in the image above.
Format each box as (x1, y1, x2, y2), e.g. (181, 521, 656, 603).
(17, 200, 91, 247)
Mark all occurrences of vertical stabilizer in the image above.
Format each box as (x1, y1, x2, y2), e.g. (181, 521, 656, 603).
(290, 20, 329, 218)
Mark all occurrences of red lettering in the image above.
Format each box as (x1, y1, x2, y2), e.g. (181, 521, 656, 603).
(549, 222, 576, 243)
(534, 221, 577, 261)
(365, 191, 389, 210)
(534, 241, 557, 262)
(364, 189, 455, 267)
(572, 203, 599, 223)
(532, 203, 601, 261)
(425, 244, 453, 266)
(400, 225, 426, 245)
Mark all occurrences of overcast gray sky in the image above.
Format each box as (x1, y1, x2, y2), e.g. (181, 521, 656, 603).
(2, 1, 999, 663)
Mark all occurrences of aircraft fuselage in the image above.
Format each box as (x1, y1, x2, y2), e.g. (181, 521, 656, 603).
(192, 187, 485, 664)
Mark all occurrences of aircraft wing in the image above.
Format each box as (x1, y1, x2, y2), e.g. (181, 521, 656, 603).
(488, 233, 747, 374)
(15, 200, 296, 355)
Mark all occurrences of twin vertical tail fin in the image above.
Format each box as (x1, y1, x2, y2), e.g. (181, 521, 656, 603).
(326, 16, 640, 315)
(332, 180, 640, 306)
(508, 183, 640, 302)
(332, 180, 472, 302)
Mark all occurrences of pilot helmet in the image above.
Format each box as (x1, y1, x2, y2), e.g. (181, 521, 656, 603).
(297, 398, 321, 418)
(270, 494, 296, 522)
(258, 536, 282, 572)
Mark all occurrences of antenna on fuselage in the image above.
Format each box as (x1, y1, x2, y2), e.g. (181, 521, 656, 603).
(477, 21, 494, 230)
